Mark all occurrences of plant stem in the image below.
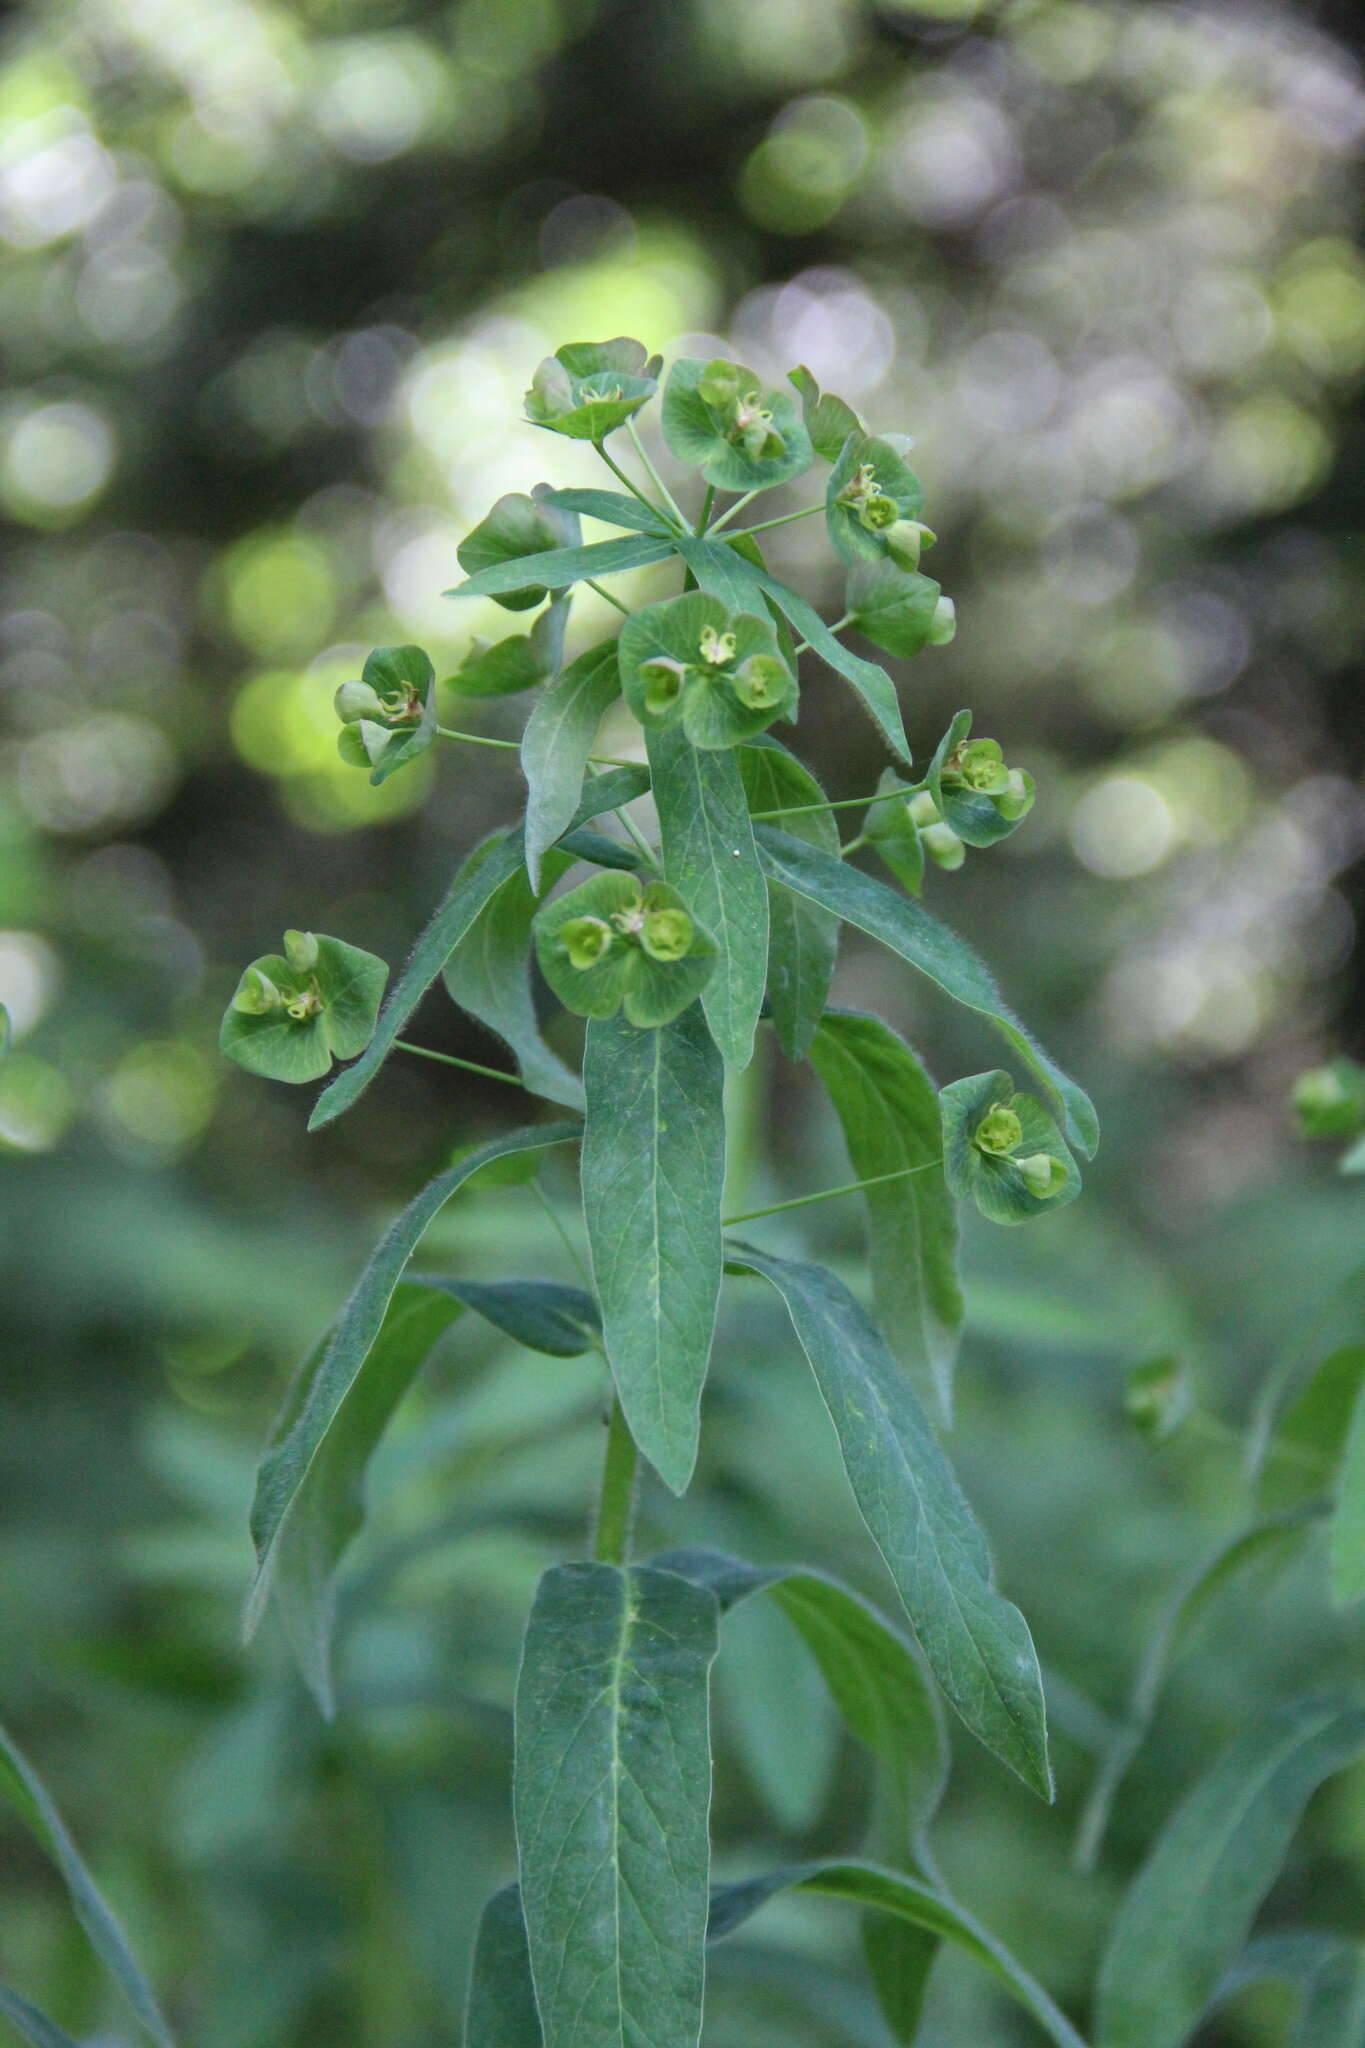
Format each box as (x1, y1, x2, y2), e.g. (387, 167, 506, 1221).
(840, 833, 868, 857)
(393, 1039, 526, 1088)
(610, 803, 657, 867)
(791, 611, 853, 658)
(594, 1396, 639, 1564)
(586, 578, 631, 616)
(626, 418, 688, 528)
(729, 503, 825, 538)
(696, 484, 716, 534)
(723, 1161, 943, 1228)
(706, 490, 761, 535)
(532, 1178, 593, 1288)
(437, 726, 520, 751)
(748, 785, 911, 824)
(594, 440, 674, 526)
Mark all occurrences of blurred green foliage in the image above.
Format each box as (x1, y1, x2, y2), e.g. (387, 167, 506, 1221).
(1, 0, 1363, 2041)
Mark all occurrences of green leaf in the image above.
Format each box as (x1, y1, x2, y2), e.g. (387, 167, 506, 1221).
(809, 1012, 963, 1415)
(0, 1990, 82, 2048)
(940, 1068, 1081, 1226)
(1074, 1509, 1318, 1871)
(708, 1860, 1088, 2048)
(465, 1887, 541, 2048)
(846, 559, 943, 659)
(308, 830, 524, 1128)
(443, 851, 584, 1109)
(243, 1120, 580, 1646)
(534, 871, 716, 1030)
(520, 639, 625, 891)
(1095, 1696, 1365, 2048)
(738, 740, 839, 1058)
(661, 356, 813, 491)
(671, 532, 771, 615)
(1260, 1348, 1365, 1512)
(788, 365, 864, 463)
(1222, 1932, 1365, 2048)
(447, 533, 674, 602)
(619, 589, 797, 751)
(0, 1721, 174, 2048)
(514, 1562, 719, 2048)
(536, 486, 673, 535)
(525, 337, 660, 441)
(726, 1244, 1053, 1797)
(221, 931, 388, 1085)
(746, 565, 912, 764)
(562, 762, 650, 823)
(582, 1008, 725, 1492)
(753, 827, 1099, 1158)
(448, 596, 569, 698)
(455, 486, 582, 612)
(865, 770, 925, 896)
(1332, 1375, 1365, 1605)
(420, 1276, 599, 1356)
(648, 725, 768, 1069)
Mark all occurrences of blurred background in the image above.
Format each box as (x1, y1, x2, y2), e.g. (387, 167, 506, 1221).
(2, 0, 1363, 2041)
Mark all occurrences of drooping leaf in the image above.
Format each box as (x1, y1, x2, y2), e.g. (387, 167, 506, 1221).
(520, 638, 624, 891)
(810, 1012, 962, 1415)
(738, 740, 839, 1058)
(534, 871, 716, 1030)
(0, 1722, 175, 2048)
(753, 826, 1099, 1158)
(465, 1886, 542, 2048)
(419, 1276, 599, 1357)
(448, 596, 569, 698)
(671, 532, 772, 616)
(536, 486, 673, 535)
(1095, 1697, 1365, 2048)
(1331, 1375, 1365, 1605)
(661, 356, 813, 492)
(648, 724, 768, 1070)
(1074, 1509, 1318, 1871)
(582, 1008, 725, 1492)
(514, 1562, 719, 2048)
(865, 770, 926, 896)
(447, 533, 675, 603)
(222, 931, 389, 1086)
(443, 851, 584, 1109)
(455, 487, 582, 611)
(0, 1990, 82, 2048)
(243, 1121, 581, 1647)
(309, 830, 524, 1128)
(1259, 1348, 1365, 1512)
(726, 1243, 1053, 1797)
(708, 1861, 1087, 2048)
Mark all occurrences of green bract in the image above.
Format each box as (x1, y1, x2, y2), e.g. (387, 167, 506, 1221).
(923, 709, 1035, 847)
(533, 871, 716, 1028)
(662, 356, 813, 491)
(940, 1069, 1080, 1225)
(619, 591, 797, 748)
(524, 337, 661, 442)
(846, 558, 944, 659)
(1293, 1058, 1365, 1140)
(447, 594, 568, 698)
(788, 364, 864, 463)
(455, 486, 582, 612)
(220, 930, 388, 1083)
(334, 644, 437, 785)
(826, 432, 924, 567)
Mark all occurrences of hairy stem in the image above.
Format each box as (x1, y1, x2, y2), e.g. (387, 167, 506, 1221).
(393, 1039, 525, 1088)
(724, 1160, 943, 1228)
(436, 726, 521, 751)
(729, 502, 825, 538)
(594, 1395, 639, 1564)
(748, 785, 912, 824)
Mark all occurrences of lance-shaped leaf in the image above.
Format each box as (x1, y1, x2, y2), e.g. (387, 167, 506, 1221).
(670, 532, 772, 616)
(0, 1722, 174, 2048)
(536, 486, 674, 535)
(514, 1563, 719, 2048)
(1096, 1696, 1365, 2048)
(1332, 1375, 1365, 1606)
(648, 724, 768, 1070)
(753, 826, 1099, 1158)
(520, 638, 625, 891)
(443, 851, 584, 1109)
(788, 365, 863, 463)
(455, 487, 582, 612)
(0, 1989, 83, 2048)
(726, 1243, 1052, 1797)
(448, 595, 569, 698)
(708, 1861, 1088, 2048)
(738, 740, 838, 1059)
(244, 1121, 580, 1643)
(661, 356, 813, 491)
(309, 830, 525, 1128)
(1217, 1931, 1365, 2048)
(1074, 1508, 1319, 1871)
(447, 533, 675, 603)
(465, 1886, 542, 2048)
(582, 1008, 725, 1492)
(1259, 1348, 1365, 1512)
(810, 1012, 963, 1415)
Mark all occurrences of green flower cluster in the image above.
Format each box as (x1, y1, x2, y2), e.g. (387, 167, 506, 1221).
(533, 872, 715, 1028)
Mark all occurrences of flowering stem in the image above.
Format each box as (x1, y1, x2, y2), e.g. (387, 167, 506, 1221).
(626, 418, 689, 529)
(706, 490, 761, 535)
(593, 1395, 639, 1564)
(436, 726, 520, 751)
(594, 440, 676, 528)
(792, 612, 853, 658)
(393, 1039, 527, 1088)
(586, 578, 631, 616)
(729, 503, 825, 538)
(748, 785, 911, 824)
(696, 485, 716, 534)
(723, 1160, 943, 1229)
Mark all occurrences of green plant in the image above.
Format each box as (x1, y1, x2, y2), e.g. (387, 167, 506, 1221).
(4, 341, 1363, 2048)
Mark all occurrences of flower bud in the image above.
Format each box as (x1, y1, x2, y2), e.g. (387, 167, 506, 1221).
(907, 790, 940, 829)
(995, 767, 1035, 823)
(284, 930, 319, 972)
(922, 821, 965, 870)
(641, 658, 687, 715)
(231, 966, 282, 1015)
(733, 653, 787, 710)
(560, 917, 616, 970)
(885, 519, 935, 570)
(698, 359, 743, 408)
(1017, 1152, 1067, 1199)
(335, 679, 385, 724)
(974, 1103, 1023, 1156)
(927, 596, 956, 646)
(641, 906, 694, 961)
(957, 739, 1010, 794)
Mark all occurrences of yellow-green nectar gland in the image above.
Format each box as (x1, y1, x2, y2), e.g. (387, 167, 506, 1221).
(974, 1103, 1024, 1157)
(641, 907, 693, 961)
(698, 626, 737, 668)
(954, 741, 1010, 794)
(283, 982, 324, 1023)
(562, 917, 616, 970)
(734, 654, 786, 709)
